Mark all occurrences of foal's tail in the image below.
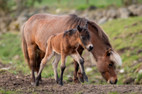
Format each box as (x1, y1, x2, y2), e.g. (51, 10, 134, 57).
(21, 23, 31, 69)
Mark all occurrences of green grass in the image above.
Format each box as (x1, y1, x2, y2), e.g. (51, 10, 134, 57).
(0, 89, 17, 94)
(34, 0, 123, 10)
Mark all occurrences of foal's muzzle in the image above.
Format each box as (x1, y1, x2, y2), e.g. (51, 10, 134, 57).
(87, 44, 93, 51)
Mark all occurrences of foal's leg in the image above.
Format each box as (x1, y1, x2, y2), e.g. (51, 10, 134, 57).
(59, 54, 66, 86)
(35, 48, 54, 86)
(71, 51, 88, 82)
(27, 44, 36, 85)
(52, 53, 61, 83)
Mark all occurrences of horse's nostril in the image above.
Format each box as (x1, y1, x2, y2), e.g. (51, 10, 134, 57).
(114, 79, 117, 84)
(110, 79, 117, 84)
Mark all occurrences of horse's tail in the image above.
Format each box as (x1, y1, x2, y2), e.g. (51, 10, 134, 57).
(21, 23, 31, 69)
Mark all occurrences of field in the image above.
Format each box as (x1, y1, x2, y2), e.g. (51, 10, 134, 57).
(0, 16, 142, 93)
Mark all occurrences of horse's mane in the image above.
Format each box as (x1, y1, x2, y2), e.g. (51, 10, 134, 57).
(66, 14, 111, 47)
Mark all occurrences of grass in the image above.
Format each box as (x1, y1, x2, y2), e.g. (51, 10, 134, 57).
(34, 0, 123, 10)
(0, 16, 142, 85)
(0, 89, 17, 94)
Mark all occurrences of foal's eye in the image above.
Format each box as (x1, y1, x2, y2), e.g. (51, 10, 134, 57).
(81, 36, 86, 40)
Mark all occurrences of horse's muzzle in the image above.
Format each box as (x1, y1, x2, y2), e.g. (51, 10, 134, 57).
(109, 79, 117, 84)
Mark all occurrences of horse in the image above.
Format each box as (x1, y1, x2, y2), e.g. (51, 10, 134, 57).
(21, 13, 122, 85)
(35, 24, 93, 86)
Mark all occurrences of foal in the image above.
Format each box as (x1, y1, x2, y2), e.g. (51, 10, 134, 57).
(35, 24, 93, 86)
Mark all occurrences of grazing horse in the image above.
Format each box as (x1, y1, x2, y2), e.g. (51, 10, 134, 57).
(22, 14, 122, 85)
(35, 25, 93, 86)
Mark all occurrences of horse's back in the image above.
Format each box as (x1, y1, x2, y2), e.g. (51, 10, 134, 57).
(23, 13, 70, 52)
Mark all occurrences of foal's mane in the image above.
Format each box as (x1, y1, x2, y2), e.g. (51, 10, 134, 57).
(63, 29, 76, 37)
(66, 14, 111, 47)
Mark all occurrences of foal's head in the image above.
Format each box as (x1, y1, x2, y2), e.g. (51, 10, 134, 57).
(77, 24, 93, 51)
(97, 48, 122, 84)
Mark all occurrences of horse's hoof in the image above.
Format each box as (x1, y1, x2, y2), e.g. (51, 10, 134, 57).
(56, 80, 59, 84)
(79, 77, 84, 83)
(73, 78, 80, 83)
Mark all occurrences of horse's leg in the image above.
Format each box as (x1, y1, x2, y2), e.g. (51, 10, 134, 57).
(59, 54, 66, 86)
(36, 50, 45, 83)
(27, 44, 36, 85)
(73, 60, 80, 83)
(52, 53, 61, 83)
(73, 47, 84, 83)
(35, 47, 54, 86)
(71, 51, 88, 82)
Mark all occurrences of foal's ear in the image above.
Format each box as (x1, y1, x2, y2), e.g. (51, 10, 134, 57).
(85, 22, 88, 29)
(77, 25, 82, 32)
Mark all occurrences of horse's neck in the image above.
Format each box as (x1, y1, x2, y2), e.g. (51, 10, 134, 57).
(90, 33, 111, 61)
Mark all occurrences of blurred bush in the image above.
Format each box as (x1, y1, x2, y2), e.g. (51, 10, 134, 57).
(0, 0, 42, 12)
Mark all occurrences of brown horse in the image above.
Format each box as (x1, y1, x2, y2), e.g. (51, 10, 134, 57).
(35, 24, 93, 86)
(22, 14, 122, 85)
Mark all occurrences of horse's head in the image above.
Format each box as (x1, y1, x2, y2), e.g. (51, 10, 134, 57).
(97, 48, 122, 84)
(77, 23, 93, 51)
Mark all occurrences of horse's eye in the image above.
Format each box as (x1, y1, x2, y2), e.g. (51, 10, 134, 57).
(109, 63, 113, 67)
(102, 72, 105, 74)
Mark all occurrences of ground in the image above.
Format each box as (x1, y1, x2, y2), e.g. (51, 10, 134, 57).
(0, 63, 142, 94)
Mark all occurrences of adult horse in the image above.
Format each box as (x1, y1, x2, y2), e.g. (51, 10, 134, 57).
(22, 14, 122, 85)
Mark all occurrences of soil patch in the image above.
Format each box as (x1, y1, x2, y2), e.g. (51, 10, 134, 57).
(0, 71, 142, 94)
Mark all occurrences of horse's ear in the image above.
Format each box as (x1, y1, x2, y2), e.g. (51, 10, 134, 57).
(77, 25, 82, 32)
(105, 48, 112, 57)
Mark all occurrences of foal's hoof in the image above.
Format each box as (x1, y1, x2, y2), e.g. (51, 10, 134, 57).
(84, 75, 88, 82)
(58, 80, 63, 86)
(59, 82, 63, 86)
(35, 80, 39, 86)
